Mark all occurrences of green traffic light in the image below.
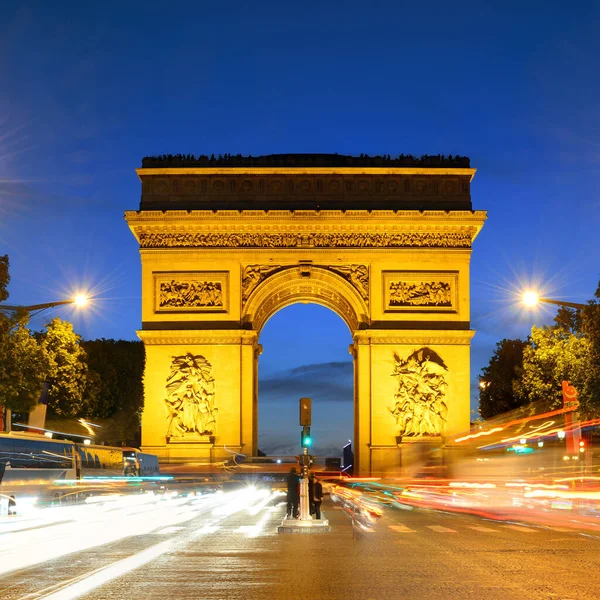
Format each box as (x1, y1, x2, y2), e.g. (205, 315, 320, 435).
(303, 436, 312, 447)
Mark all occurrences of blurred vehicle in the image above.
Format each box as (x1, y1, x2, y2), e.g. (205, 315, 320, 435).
(0, 432, 160, 514)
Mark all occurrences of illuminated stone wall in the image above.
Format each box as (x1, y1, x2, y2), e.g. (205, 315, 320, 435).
(126, 160, 486, 473)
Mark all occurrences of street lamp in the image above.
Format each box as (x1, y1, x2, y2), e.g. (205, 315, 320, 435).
(0, 294, 89, 316)
(522, 290, 587, 310)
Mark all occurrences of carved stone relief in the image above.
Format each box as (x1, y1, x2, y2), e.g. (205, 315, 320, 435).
(327, 265, 369, 302)
(383, 271, 457, 312)
(159, 280, 223, 308)
(389, 281, 451, 307)
(165, 353, 217, 439)
(389, 348, 448, 438)
(242, 265, 282, 301)
(139, 231, 474, 249)
(154, 272, 228, 312)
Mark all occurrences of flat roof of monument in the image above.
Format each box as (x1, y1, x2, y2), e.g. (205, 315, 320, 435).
(140, 153, 471, 169)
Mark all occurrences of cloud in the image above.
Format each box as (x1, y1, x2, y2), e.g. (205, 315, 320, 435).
(259, 361, 353, 404)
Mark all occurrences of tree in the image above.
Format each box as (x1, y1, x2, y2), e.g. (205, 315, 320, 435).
(580, 282, 600, 415)
(478, 339, 528, 419)
(0, 254, 9, 302)
(40, 317, 90, 417)
(514, 323, 592, 413)
(0, 256, 50, 427)
(0, 315, 49, 414)
(81, 339, 145, 442)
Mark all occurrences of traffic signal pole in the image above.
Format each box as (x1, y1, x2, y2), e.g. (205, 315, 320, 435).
(299, 426, 311, 521)
(277, 397, 330, 533)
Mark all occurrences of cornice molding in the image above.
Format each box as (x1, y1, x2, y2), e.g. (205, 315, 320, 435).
(137, 167, 477, 180)
(353, 330, 475, 345)
(125, 209, 487, 222)
(137, 330, 258, 345)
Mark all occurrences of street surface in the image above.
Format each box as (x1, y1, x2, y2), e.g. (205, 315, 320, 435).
(2, 487, 600, 600)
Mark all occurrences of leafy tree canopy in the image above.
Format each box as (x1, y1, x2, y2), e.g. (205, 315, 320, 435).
(0, 254, 9, 303)
(514, 325, 592, 412)
(40, 317, 89, 417)
(0, 320, 49, 413)
(478, 338, 528, 419)
(0, 255, 50, 416)
(81, 339, 145, 418)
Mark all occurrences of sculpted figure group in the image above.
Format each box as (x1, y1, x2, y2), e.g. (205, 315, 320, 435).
(159, 280, 223, 308)
(165, 353, 217, 438)
(389, 348, 449, 437)
(389, 281, 451, 307)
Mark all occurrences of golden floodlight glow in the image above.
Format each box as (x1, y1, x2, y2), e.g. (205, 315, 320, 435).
(74, 294, 88, 307)
(522, 290, 539, 307)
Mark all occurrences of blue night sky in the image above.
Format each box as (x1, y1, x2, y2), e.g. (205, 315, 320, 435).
(1, 2, 598, 457)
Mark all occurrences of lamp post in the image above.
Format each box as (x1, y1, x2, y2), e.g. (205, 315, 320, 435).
(0, 294, 88, 316)
(522, 291, 587, 310)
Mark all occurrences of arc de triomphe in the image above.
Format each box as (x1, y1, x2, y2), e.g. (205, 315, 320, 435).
(126, 154, 486, 475)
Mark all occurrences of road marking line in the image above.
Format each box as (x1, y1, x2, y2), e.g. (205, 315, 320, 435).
(502, 525, 538, 532)
(469, 526, 498, 533)
(20, 539, 175, 600)
(388, 524, 416, 533)
(155, 526, 184, 535)
(426, 525, 457, 533)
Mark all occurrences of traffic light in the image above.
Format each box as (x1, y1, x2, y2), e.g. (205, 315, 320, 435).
(300, 397, 312, 426)
(301, 426, 312, 448)
(579, 440, 585, 453)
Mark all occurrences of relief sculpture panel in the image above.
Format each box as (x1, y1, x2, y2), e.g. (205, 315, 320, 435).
(155, 272, 228, 312)
(165, 353, 217, 440)
(383, 271, 457, 312)
(389, 348, 448, 438)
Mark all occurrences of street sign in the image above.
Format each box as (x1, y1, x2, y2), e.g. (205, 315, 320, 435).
(562, 380, 580, 411)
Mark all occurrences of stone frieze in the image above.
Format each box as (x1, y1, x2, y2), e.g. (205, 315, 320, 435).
(139, 231, 473, 249)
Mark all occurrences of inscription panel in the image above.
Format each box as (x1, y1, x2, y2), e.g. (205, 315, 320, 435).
(383, 271, 458, 313)
(154, 271, 229, 313)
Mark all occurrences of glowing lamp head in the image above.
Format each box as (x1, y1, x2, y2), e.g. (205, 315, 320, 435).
(74, 294, 88, 307)
(523, 291, 539, 307)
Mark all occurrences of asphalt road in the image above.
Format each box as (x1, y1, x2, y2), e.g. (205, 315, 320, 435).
(2, 489, 600, 600)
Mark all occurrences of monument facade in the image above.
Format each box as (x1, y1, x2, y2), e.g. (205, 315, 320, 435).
(126, 154, 486, 475)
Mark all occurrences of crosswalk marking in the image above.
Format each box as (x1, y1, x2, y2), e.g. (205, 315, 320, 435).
(426, 525, 457, 533)
(502, 524, 537, 533)
(469, 526, 498, 533)
(389, 524, 416, 533)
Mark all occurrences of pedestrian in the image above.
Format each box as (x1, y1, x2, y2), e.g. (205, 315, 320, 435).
(308, 473, 315, 515)
(313, 476, 323, 520)
(286, 467, 300, 518)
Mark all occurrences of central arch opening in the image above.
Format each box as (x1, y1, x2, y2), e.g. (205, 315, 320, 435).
(257, 303, 353, 462)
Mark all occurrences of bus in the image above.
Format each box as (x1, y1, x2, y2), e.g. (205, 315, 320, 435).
(0, 432, 160, 514)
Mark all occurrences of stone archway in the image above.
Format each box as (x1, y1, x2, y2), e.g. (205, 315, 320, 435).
(242, 264, 369, 333)
(126, 154, 486, 475)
